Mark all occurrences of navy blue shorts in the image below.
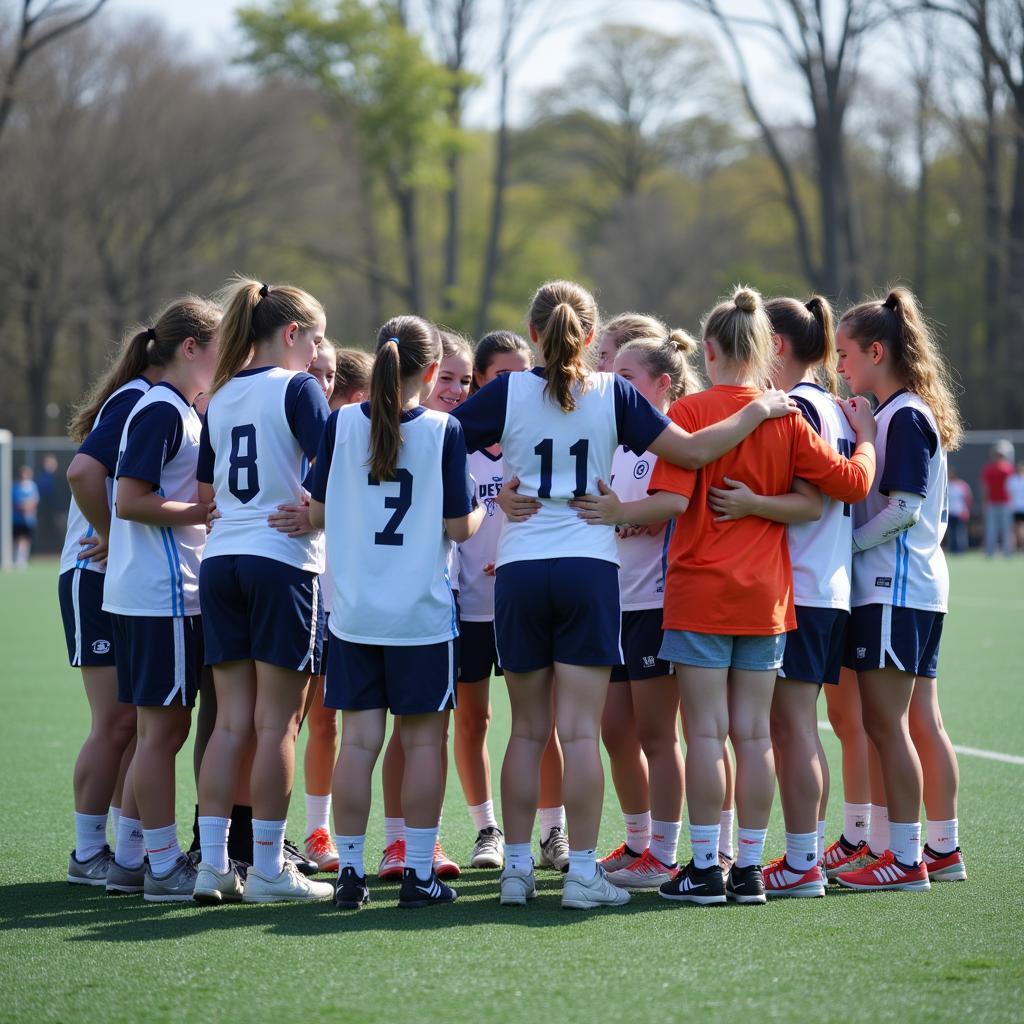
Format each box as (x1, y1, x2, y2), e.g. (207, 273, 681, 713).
(324, 633, 458, 715)
(200, 555, 324, 674)
(611, 609, 670, 682)
(494, 558, 622, 673)
(845, 604, 944, 679)
(779, 607, 849, 686)
(58, 568, 115, 667)
(459, 620, 503, 683)
(112, 614, 203, 707)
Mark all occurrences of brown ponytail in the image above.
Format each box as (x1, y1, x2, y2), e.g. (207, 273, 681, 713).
(765, 294, 839, 394)
(69, 296, 221, 442)
(334, 348, 374, 400)
(368, 315, 442, 481)
(528, 280, 597, 412)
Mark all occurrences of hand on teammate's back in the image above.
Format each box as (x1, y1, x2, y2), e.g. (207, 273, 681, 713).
(495, 475, 540, 522)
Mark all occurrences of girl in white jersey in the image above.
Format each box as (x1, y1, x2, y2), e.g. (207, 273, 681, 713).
(192, 279, 333, 906)
(309, 316, 482, 910)
(454, 279, 797, 909)
(833, 288, 965, 892)
(102, 299, 221, 903)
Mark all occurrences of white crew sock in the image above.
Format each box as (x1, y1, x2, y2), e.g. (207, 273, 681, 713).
(144, 824, 181, 876)
(383, 817, 405, 846)
(719, 808, 735, 858)
(538, 805, 565, 839)
(737, 826, 768, 868)
(74, 811, 108, 860)
(305, 793, 331, 837)
(649, 819, 681, 866)
(689, 822, 720, 868)
(567, 848, 597, 880)
(817, 820, 827, 862)
(926, 818, 958, 855)
(889, 820, 922, 867)
(506, 842, 533, 873)
(252, 819, 287, 877)
(468, 800, 498, 832)
(784, 831, 819, 874)
(868, 804, 889, 856)
(624, 810, 651, 853)
(198, 816, 230, 873)
(109, 806, 121, 847)
(843, 802, 871, 846)
(335, 834, 366, 877)
(115, 815, 145, 869)
(406, 825, 438, 881)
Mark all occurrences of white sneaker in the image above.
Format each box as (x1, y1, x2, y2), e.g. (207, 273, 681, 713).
(193, 861, 245, 904)
(561, 866, 630, 909)
(242, 862, 334, 903)
(499, 866, 537, 905)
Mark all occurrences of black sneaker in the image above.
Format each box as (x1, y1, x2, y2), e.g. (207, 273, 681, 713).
(284, 838, 318, 877)
(659, 859, 726, 905)
(726, 862, 766, 904)
(397, 867, 458, 908)
(335, 866, 370, 910)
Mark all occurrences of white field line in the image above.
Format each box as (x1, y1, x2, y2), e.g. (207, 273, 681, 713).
(817, 720, 1024, 767)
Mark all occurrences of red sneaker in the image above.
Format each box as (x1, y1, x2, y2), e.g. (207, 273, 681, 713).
(835, 849, 931, 892)
(433, 840, 461, 879)
(923, 844, 967, 881)
(604, 849, 676, 889)
(377, 838, 405, 881)
(763, 856, 826, 898)
(823, 836, 874, 879)
(598, 842, 642, 874)
(303, 828, 339, 873)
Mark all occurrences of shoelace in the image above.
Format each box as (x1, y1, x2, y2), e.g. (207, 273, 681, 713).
(381, 840, 405, 864)
(600, 842, 629, 863)
(306, 829, 335, 856)
(625, 850, 665, 874)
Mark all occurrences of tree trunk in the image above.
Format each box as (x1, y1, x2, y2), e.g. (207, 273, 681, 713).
(442, 86, 462, 314)
(476, 61, 511, 337)
(1002, 105, 1024, 424)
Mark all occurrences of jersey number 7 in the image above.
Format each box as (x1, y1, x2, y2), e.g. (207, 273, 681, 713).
(368, 469, 413, 546)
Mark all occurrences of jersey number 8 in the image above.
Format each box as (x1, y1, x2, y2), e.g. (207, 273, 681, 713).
(228, 424, 260, 504)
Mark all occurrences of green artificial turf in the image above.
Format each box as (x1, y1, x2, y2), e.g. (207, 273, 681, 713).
(1, 556, 1022, 1023)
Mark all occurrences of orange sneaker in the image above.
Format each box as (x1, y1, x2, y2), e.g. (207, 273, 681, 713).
(835, 849, 931, 892)
(378, 838, 405, 881)
(763, 856, 826, 898)
(598, 842, 642, 874)
(923, 844, 967, 881)
(823, 836, 874, 879)
(304, 828, 339, 873)
(604, 849, 675, 890)
(433, 841, 461, 879)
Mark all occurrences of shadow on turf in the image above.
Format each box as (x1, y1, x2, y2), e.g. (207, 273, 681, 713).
(0, 874, 862, 941)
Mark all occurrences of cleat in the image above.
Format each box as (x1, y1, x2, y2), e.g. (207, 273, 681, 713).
(835, 849, 931, 892)
(718, 851, 735, 876)
(763, 857, 826, 898)
(105, 859, 146, 895)
(562, 866, 630, 909)
(605, 848, 676, 890)
(538, 826, 570, 872)
(284, 838, 318, 876)
(470, 827, 505, 869)
(67, 845, 113, 887)
(499, 865, 537, 905)
(659, 859, 726, 905)
(598, 842, 643, 874)
(192, 861, 245, 904)
(334, 866, 370, 909)
(823, 835, 874, 879)
(304, 828, 340, 873)
(726, 863, 766, 904)
(378, 839, 405, 881)
(398, 868, 457, 908)
(433, 841, 461, 879)
(923, 844, 967, 882)
(143, 855, 199, 903)
(243, 861, 334, 903)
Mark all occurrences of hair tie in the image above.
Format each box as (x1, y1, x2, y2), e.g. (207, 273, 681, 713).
(882, 294, 897, 312)
(258, 283, 270, 299)
(387, 336, 401, 347)
(146, 327, 156, 342)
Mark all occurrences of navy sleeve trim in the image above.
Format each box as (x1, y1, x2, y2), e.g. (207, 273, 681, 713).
(792, 395, 822, 435)
(614, 376, 670, 454)
(116, 402, 183, 487)
(286, 374, 331, 459)
(197, 416, 215, 485)
(308, 409, 339, 504)
(441, 418, 475, 518)
(77, 389, 146, 475)
(879, 406, 936, 497)
(452, 374, 509, 453)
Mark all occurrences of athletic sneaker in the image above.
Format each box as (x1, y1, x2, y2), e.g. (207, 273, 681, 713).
(144, 854, 199, 903)
(923, 844, 967, 882)
(378, 838, 405, 880)
(243, 861, 335, 903)
(718, 851, 735, 876)
(598, 842, 642, 874)
(334, 866, 370, 909)
(823, 835, 874, 879)
(433, 841, 461, 879)
(538, 826, 570, 872)
(763, 857, 826, 899)
(304, 828, 340, 873)
(192, 861, 245, 904)
(605, 849, 676, 890)
(284, 838, 318, 876)
(726, 863, 766, 904)
(835, 849, 931, 892)
(397, 867, 457, 908)
(471, 827, 505, 869)
(499, 865, 537, 905)
(105, 859, 146, 895)
(659, 859, 726, 905)
(67, 845, 113, 887)
(562, 866, 630, 910)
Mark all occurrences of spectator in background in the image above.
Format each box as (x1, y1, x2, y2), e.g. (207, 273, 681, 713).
(36, 454, 60, 544)
(1010, 463, 1024, 553)
(946, 468, 972, 554)
(981, 440, 1015, 556)
(11, 465, 40, 569)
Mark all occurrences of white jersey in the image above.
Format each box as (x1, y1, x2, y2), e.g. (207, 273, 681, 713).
(851, 390, 949, 612)
(610, 446, 665, 611)
(59, 378, 150, 575)
(103, 383, 205, 617)
(458, 449, 506, 621)
(787, 382, 856, 610)
(202, 367, 325, 573)
(317, 404, 470, 646)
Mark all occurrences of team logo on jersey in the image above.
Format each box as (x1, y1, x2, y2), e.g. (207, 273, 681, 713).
(482, 476, 504, 517)
(875, 576, 892, 588)
(642, 655, 656, 669)
(633, 460, 650, 480)
(856, 647, 867, 659)
(92, 639, 111, 655)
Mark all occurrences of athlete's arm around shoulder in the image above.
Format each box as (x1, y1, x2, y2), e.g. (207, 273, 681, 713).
(792, 395, 877, 504)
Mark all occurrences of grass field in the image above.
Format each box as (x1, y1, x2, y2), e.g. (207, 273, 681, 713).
(1, 556, 1022, 1023)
